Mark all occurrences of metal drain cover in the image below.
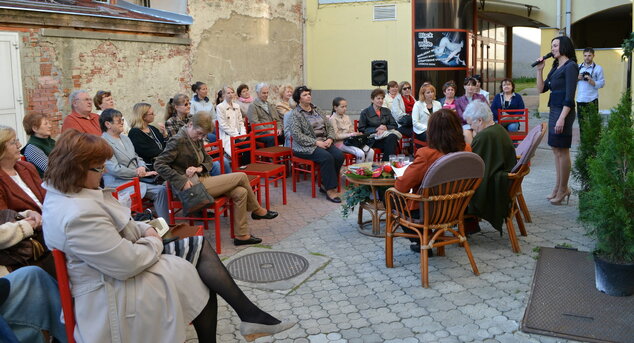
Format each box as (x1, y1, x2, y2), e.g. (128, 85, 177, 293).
(226, 251, 309, 283)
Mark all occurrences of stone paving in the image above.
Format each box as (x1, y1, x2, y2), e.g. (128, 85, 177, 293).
(183, 111, 594, 342)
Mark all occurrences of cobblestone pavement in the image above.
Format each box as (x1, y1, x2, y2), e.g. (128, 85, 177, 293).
(187, 116, 591, 342)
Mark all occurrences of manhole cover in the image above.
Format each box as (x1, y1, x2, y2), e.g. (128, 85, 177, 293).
(226, 251, 309, 283)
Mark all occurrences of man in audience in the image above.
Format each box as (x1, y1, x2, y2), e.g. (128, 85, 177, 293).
(62, 90, 101, 135)
(248, 83, 283, 147)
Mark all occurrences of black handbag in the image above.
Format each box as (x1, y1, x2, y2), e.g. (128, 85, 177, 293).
(178, 183, 215, 215)
(140, 175, 163, 185)
(343, 134, 369, 149)
(398, 114, 413, 127)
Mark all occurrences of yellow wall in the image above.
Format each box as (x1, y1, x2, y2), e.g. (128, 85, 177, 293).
(306, 0, 412, 90)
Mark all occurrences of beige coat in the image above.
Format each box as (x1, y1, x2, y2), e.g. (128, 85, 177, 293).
(42, 184, 208, 343)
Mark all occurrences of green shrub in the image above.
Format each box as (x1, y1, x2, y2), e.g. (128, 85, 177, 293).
(573, 101, 603, 218)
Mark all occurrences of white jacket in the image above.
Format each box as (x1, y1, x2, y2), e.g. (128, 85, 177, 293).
(216, 100, 247, 157)
(412, 100, 442, 134)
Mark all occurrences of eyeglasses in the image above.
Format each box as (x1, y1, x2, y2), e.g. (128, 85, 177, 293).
(89, 166, 105, 173)
(7, 139, 20, 146)
(402, 87, 411, 90)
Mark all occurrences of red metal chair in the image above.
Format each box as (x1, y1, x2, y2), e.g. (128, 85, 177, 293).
(112, 177, 143, 213)
(52, 249, 76, 343)
(165, 182, 234, 254)
(498, 108, 529, 146)
(251, 121, 292, 172)
(230, 132, 287, 210)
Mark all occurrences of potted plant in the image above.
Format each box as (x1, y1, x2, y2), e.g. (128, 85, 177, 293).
(582, 92, 634, 296)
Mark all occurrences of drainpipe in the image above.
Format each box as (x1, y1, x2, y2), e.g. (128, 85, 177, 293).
(302, 0, 307, 85)
(565, 0, 571, 36)
(556, 0, 561, 31)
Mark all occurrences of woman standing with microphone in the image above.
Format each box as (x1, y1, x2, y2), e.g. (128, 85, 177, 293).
(535, 36, 578, 205)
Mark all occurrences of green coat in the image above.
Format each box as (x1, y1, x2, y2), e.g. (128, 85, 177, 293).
(468, 124, 517, 232)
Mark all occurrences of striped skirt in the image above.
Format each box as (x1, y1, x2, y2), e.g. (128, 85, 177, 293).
(163, 236, 204, 266)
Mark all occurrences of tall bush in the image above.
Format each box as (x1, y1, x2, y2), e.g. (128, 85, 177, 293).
(583, 92, 634, 263)
(573, 101, 602, 218)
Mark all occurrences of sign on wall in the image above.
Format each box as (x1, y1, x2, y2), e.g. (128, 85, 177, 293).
(414, 30, 468, 69)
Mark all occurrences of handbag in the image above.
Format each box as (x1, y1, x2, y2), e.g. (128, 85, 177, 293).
(343, 134, 369, 149)
(178, 182, 215, 215)
(140, 175, 163, 185)
(0, 209, 48, 270)
(398, 114, 413, 127)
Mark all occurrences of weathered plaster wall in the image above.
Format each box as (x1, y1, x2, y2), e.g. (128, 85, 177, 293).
(19, 29, 190, 134)
(188, 0, 303, 102)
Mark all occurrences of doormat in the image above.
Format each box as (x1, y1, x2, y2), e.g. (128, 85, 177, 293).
(223, 247, 330, 295)
(521, 247, 634, 343)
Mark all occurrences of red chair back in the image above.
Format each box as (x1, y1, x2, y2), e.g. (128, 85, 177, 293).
(204, 140, 225, 174)
(215, 120, 220, 139)
(498, 108, 529, 144)
(112, 177, 143, 213)
(251, 121, 280, 145)
(354, 119, 359, 131)
(229, 132, 255, 170)
(244, 116, 251, 133)
(52, 249, 76, 343)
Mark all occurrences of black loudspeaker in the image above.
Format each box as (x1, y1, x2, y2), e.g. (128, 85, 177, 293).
(371, 60, 388, 86)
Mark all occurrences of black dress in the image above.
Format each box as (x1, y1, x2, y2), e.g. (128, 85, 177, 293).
(128, 126, 166, 170)
(542, 60, 579, 148)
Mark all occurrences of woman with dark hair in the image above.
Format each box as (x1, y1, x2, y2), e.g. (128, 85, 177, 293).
(290, 86, 344, 203)
(164, 93, 191, 138)
(390, 81, 416, 137)
(472, 75, 489, 102)
(329, 97, 374, 162)
(382, 81, 399, 110)
(93, 90, 114, 115)
(438, 81, 457, 111)
(455, 77, 488, 123)
(536, 35, 578, 205)
(359, 88, 399, 161)
(21, 113, 55, 177)
(191, 81, 215, 116)
(236, 84, 253, 120)
(395, 109, 471, 252)
(490, 78, 525, 132)
(43, 129, 294, 343)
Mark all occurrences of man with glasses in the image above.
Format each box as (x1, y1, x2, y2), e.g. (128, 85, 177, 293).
(62, 90, 101, 135)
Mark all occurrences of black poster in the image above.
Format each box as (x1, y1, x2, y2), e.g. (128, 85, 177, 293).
(415, 31, 467, 69)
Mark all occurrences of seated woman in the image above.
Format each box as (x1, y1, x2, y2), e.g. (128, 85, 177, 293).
(390, 81, 416, 138)
(359, 88, 399, 161)
(42, 129, 294, 343)
(217, 86, 250, 166)
(462, 101, 516, 234)
(412, 84, 442, 142)
(128, 102, 166, 171)
(490, 78, 526, 132)
(0, 126, 45, 213)
(0, 208, 45, 276)
(0, 266, 67, 342)
(100, 109, 170, 220)
(438, 80, 457, 111)
(164, 93, 191, 138)
(21, 113, 55, 177)
(93, 90, 114, 115)
(382, 80, 399, 110)
(190, 81, 215, 117)
(455, 77, 488, 123)
(329, 97, 374, 163)
(290, 86, 344, 203)
(155, 112, 276, 245)
(394, 109, 471, 252)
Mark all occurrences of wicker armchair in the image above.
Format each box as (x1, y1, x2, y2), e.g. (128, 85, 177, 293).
(385, 151, 484, 287)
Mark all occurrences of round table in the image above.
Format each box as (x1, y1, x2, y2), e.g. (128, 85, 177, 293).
(344, 172, 395, 238)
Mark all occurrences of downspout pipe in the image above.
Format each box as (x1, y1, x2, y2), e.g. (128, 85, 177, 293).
(556, 0, 561, 31)
(565, 0, 571, 36)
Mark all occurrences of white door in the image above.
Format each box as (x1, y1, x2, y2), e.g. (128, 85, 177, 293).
(0, 32, 25, 143)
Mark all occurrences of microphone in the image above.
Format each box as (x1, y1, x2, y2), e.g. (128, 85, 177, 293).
(531, 53, 553, 67)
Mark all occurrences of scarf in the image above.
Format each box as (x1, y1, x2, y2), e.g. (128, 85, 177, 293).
(26, 135, 55, 156)
(403, 95, 415, 114)
(239, 96, 254, 103)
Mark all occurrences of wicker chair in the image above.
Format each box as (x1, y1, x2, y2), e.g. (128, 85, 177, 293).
(385, 151, 484, 288)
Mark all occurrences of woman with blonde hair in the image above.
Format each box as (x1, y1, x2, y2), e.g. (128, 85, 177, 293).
(128, 102, 166, 171)
(412, 84, 442, 142)
(276, 84, 295, 118)
(164, 93, 191, 138)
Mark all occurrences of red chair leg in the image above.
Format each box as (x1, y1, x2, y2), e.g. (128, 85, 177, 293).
(214, 203, 222, 254)
(282, 171, 287, 205)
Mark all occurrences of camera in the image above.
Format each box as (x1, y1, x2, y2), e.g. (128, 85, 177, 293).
(580, 71, 591, 80)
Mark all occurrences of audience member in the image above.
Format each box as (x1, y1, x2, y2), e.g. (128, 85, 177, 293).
(395, 109, 471, 252)
(42, 129, 293, 342)
(155, 112, 277, 245)
(0, 208, 46, 277)
(463, 101, 516, 233)
(164, 93, 191, 138)
(359, 88, 399, 161)
(473, 74, 490, 103)
(276, 85, 295, 117)
(128, 102, 166, 171)
(100, 109, 169, 220)
(490, 78, 525, 132)
(236, 84, 253, 121)
(329, 97, 374, 163)
(248, 82, 283, 147)
(190, 81, 215, 117)
(412, 84, 442, 142)
(217, 86, 250, 165)
(455, 77, 488, 123)
(382, 80, 399, 110)
(0, 126, 45, 213)
(290, 86, 344, 203)
(93, 90, 114, 115)
(61, 90, 101, 135)
(0, 266, 67, 342)
(438, 80, 457, 111)
(391, 81, 416, 137)
(21, 113, 55, 177)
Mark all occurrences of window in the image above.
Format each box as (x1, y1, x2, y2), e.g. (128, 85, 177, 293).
(373, 5, 396, 21)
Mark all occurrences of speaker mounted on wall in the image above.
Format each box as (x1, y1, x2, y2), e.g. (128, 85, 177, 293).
(371, 60, 388, 86)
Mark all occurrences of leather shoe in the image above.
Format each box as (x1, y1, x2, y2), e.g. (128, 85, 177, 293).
(233, 236, 263, 246)
(240, 320, 297, 342)
(326, 190, 341, 203)
(251, 210, 279, 220)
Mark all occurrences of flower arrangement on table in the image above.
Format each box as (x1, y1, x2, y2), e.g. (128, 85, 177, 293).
(344, 162, 396, 179)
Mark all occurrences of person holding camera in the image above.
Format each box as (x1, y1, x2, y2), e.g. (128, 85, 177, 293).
(576, 47, 605, 132)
